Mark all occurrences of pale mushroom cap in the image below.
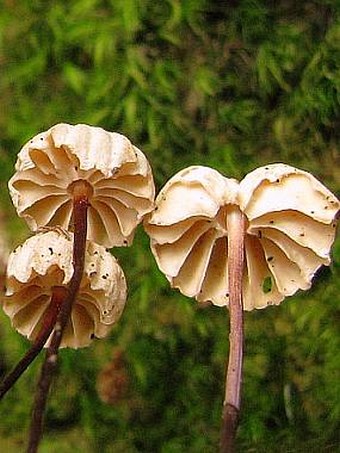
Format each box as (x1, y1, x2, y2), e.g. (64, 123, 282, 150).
(145, 164, 339, 311)
(3, 229, 127, 348)
(9, 123, 155, 248)
(239, 163, 339, 225)
(149, 166, 239, 226)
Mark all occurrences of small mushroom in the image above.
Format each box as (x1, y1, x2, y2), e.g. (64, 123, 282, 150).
(3, 229, 127, 348)
(9, 123, 155, 248)
(145, 163, 339, 310)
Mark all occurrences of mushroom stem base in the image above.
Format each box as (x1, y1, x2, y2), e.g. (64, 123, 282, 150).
(220, 403, 239, 453)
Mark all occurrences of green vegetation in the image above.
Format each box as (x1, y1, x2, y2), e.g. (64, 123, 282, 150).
(0, 1, 339, 451)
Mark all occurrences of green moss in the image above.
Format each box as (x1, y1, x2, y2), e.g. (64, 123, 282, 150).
(0, 0, 339, 451)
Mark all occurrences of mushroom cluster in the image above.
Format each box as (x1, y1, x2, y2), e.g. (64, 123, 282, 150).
(9, 123, 155, 247)
(145, 164, 339, 310)
(3, 123, 155, 348)
(3, 229, 127, 348)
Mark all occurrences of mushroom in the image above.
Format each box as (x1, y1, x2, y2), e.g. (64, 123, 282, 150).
(3, 228, 127, 349)
(144, 162, 339, 451)
(145, 163, 339, 310)
(9, 123, 155, 248)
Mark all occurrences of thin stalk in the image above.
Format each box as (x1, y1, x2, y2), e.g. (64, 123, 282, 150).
(220, 205, 246, 453)
(27, 180, 89, 453)
(0, 286, 65, 400)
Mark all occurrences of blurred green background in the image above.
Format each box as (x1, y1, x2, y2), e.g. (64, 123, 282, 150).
(0, 1, 339, 452)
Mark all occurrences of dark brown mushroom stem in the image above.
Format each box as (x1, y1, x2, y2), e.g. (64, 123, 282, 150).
(27, 180, 90, 453)
(0, 286, 66, 400)
(220, 205, 246, 453)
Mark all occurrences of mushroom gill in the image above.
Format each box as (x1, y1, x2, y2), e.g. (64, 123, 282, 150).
(9, 123, 155, 248)
(145, 164, 339, 310)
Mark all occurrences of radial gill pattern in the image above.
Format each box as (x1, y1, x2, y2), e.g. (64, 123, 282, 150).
(3, 229, 127, 348)
(9, 123, 155, 248)
(145, 164, 339, 310)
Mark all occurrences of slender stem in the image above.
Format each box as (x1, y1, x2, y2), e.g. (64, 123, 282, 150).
(220, 205, 246, 453)
(0, 287, 66, 400)
(27, 181, 89, 453)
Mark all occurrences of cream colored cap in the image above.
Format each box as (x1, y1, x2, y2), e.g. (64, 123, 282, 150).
(9, 123, 155, 248)
(145, 164, 339, 310)
(3, 229, 127, 348)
